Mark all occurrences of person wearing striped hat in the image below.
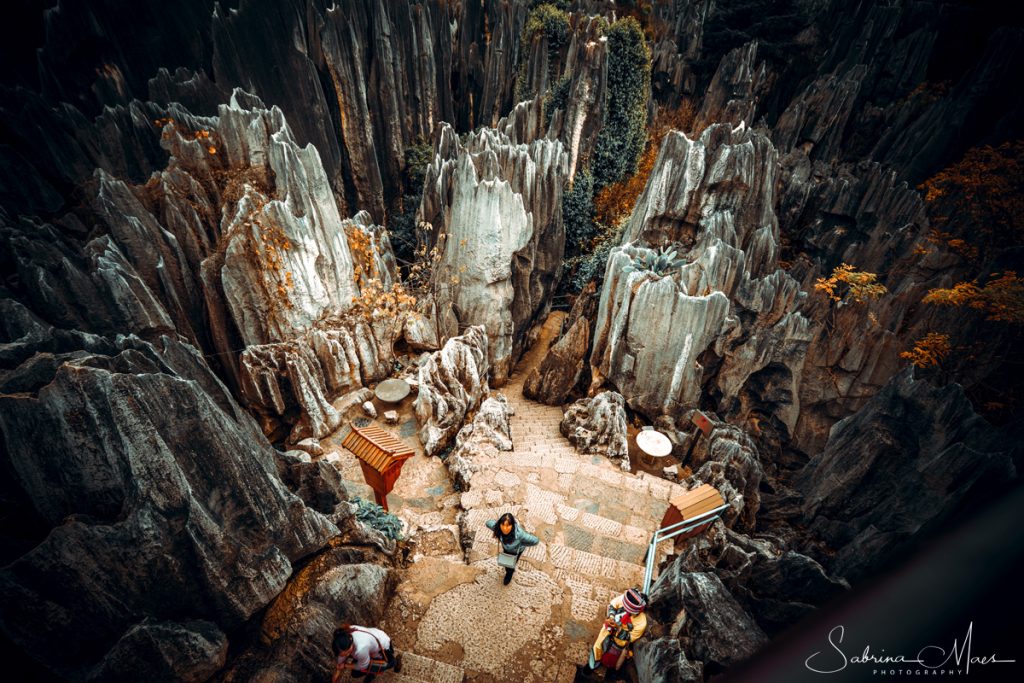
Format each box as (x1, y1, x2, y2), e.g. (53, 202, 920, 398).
(589, 587, 649, 670)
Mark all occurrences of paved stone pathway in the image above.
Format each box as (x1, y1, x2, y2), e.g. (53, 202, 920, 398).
(322, 313, 692, 682)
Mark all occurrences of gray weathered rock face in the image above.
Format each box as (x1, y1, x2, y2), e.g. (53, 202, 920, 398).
(0, 330, 336, 679)
(221, 552, 397, 683)
(524, 281, 599, 406)
(416, 123, 568, 385)
(446, 394, 515, 492)
(1, 90, 401, 445)
(238, 317, 396, 443)
(634, 636, 704, 683)
(539, 14, 610, 183)
(647, 0, 712, 109)
(649, 569, 769, 670)
(414, 326, 490, 457)
(560, 391, 631, 470)
(523, 314, 589, 405)
(593, 123, 813, 430)
(797, 369, 1020, 581)
(592, 245, 731, 417)
(686, 421, 765, 532)
(660, 523, 848, 640)
(695, 41, 770, 131)
(199, 98, 360, 346)
(23, 0, 533, 222)
(88, 619, 228, 683)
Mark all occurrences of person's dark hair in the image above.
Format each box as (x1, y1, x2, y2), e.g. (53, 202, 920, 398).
(332, 626, 354, 655)
(491, 512, 517, 540)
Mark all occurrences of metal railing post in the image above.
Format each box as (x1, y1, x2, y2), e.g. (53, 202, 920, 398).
(641, 504, 730, 594)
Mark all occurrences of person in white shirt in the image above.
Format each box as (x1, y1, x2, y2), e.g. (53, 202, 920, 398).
(331, 624, 402, 683)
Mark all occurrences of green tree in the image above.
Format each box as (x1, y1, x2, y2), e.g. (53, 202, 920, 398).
(592, 17, 651, 189)
(562, 169, 595, 255)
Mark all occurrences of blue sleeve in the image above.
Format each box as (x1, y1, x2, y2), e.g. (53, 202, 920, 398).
(519, 529, 540, 546)
(485, 519, 497, 531)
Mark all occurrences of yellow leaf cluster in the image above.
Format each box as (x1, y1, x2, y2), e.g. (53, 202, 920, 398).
(922, 272, 1024, 323)
(918, 140, 1024, 256)
(924, 229, 979, 262)
(406, 239, 443, 296)
(152, 117, 221, 156)
(349, 279, 417, 322)
(900, 332, 951, 368)
(345, 227, 380, 287)
(814, 263, 888, 304)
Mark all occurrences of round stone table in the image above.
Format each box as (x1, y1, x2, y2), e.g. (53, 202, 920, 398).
(374, 378, 411, 404)
(636, 429, 672, 467)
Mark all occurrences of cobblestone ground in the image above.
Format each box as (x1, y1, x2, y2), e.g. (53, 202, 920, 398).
(321, 313, 691, 683)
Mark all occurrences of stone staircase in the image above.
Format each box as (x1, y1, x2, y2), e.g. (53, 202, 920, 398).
(390, 652, 464, 683)
(323, 314, 694, 682)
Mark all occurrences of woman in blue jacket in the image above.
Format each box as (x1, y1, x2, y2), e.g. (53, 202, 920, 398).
(485, 512, 539, 585)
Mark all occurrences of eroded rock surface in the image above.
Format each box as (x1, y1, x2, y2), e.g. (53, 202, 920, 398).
(414, 326, 490, 457)
(524, 282, 598, 406)
(0, 332, 336, 678)
(560, 391, 630, 470)
(593, 124, 811, 429)
(416, 123, 567, 385)
(649, 569, 768, 670)
(445, 394, 515, 492)
(686, 421, 766, 531)
(797, 369, 1020, 581)
(523, 314, 589, 405)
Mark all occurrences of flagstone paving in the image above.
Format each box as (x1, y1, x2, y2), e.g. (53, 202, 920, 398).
(320, 313, 693, 682)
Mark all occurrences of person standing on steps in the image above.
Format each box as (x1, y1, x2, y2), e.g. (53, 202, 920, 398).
(485, 512, 539, 585)
(331, 624, 403, 683)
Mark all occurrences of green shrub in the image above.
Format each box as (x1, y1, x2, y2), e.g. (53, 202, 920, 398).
(523, 3, 570, 45)
(389, 138, 433, 264)
(352, 497, 404, 540)
(544, 74, 572, 128)
(592, 17, 651, 190)
(530, 0, 569, 9)
(517, 3, 571, 101)
(563, 169, 595, 255)
(570, 222, 625, 292)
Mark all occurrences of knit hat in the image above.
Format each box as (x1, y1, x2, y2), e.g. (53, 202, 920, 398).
(622, 588, 646, 614)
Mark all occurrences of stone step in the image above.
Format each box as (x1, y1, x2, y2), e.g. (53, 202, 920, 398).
(553, 569, 623, 623)
(462, 503, 652, 552)
(391, 651, 464, 683)
(462, 465, 688, 533)
(496, 450, 689, 501)
(467, 538, 646, 589)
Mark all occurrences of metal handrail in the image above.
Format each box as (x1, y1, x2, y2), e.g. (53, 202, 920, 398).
(641, 503, 730, 594)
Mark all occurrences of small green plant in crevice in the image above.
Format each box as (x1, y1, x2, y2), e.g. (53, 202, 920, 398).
(623, 245, 686, 276)
(436, 441, 456, 462)
(352, 497, 404, 540)
(568, 221, 625, 292)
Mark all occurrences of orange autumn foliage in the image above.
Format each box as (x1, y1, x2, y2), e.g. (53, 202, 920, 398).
(923, 271, 1024, 324)
(592, 102, 695, 228)
(918, 140, 1024, 256)
(900, 332, 952, 369)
